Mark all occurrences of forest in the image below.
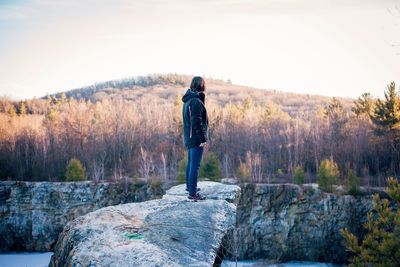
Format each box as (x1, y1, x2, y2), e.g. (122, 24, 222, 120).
(0, 74, 398, 187)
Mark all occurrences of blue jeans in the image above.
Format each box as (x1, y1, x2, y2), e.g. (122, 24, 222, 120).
(185, 147, 204, 196)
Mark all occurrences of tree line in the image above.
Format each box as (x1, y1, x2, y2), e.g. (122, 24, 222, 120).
(0, 76, 399, 187)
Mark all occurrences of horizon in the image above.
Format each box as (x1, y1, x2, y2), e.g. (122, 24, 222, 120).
(0, 72, 366, 101)
(5, 73, 365, 101)
(1, 0, 399, 100)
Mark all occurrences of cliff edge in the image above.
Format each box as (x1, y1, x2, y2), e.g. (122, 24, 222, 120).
(49, 181, 241, 267)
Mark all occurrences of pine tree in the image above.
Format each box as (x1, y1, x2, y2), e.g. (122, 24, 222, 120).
(352, 92, 375, 118)
(325, 97, 346, 119)
(317, 159, 339, 193)
(344, 169, 361, 196)
(59, 92, 67, 105)
(340, 177, 400, 266)
(7, 105, 17, 117)
(177, 153, 187, 184)
(18, 101, 27, 116)
(199, 153, 223, 182)
(177, 152, 223, 183)
(65, 158, 86, 181)
(370, 82, 400, 174)
(371, 82, 400, 133)
(293, 166, 305, 185)
(324, 97, 348, 144)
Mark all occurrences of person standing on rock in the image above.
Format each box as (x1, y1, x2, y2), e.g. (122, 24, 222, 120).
(182, 76, 208, 201)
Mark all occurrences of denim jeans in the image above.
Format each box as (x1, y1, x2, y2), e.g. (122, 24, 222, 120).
(185, 146, 204, 196)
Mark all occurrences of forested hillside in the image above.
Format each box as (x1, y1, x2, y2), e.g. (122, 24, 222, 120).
(46, 74, 354, 115)
(0, 74, 398, 187)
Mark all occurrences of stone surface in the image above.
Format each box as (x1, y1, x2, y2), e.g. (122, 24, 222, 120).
(49, 182, 241, 267)
(220, 178, 239, 185)
(0, 179, 386, 265)
(165, 181, 241, 204)
(225, 183, 379, 264)
(0, 181, 163, 251)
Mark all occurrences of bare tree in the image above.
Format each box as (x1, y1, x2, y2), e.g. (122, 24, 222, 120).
(160, 153, 167, 181)
(90, 160, 104, 184)
(139, 146, 154, 180)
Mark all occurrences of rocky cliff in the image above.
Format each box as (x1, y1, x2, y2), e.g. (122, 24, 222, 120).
(49, 182, 241, 267)
(225, 183, 384, 264)
(0, 181, 163, 251)
(1, 180, 386, 265)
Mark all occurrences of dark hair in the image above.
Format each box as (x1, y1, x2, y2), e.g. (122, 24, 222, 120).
(190, 76, 205, 92)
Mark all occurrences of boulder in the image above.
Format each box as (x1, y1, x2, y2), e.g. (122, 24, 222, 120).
(49, 182, 241, 267)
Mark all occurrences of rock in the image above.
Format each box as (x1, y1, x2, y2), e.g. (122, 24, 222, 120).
(49, 182, 241, 267)
(226, 183, 380, 264)
(165, 181, 241, 204)
(332, 184, 345, 194)
(1, 179, 388, 265)
(0, 181, 163, 251)
(220, 178, 239, 185)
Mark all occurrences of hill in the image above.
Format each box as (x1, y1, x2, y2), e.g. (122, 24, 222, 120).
(45, 73, 354, 115)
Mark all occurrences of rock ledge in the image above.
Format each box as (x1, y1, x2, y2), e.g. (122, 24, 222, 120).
(50, 181, 240, 267)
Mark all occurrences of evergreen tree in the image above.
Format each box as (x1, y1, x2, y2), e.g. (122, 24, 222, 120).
(352, 92, 375, 118)
(317, 159, 339, 193)
(263, 102, 290, 122)
(65, 158, 86, 181)
(177, 154, 187, 184)
(293, 166, 305, 185)
(199, 153, 223, 182)
(340, 177, 400, 266)
(345, 169, 361, 196)
(324, 97, 348, 141)
(325, 97, 346, 119)
(60, 93, 67, 104)
(7, 105, 17, 117)
(371, 82, 400, 134)
(177, 152, 223, 183)
(18, 101, 27, 116)
(370, 82, 400, 173)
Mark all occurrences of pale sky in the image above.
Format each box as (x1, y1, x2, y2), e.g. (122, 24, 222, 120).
(0, 0, 399, 100)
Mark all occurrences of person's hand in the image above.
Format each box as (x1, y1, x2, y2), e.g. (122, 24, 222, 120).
(199, 142, 207, 147)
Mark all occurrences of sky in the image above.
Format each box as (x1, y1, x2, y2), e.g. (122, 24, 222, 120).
(0, 0, 399, 100)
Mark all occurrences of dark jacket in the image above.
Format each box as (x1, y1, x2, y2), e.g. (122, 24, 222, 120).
(182, 89, 209, 149)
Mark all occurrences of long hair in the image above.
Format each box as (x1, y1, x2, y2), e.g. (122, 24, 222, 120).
(190, 76, 205, 92)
